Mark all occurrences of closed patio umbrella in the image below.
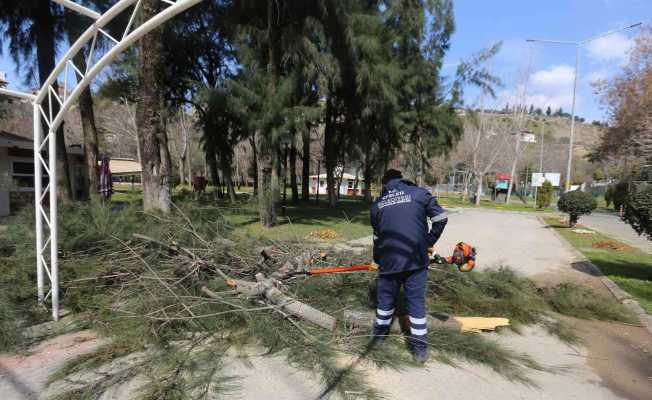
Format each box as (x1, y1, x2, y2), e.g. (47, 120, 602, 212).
(99, 156, 113, 199)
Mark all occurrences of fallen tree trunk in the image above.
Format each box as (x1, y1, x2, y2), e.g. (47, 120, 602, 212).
(134, 233, 337, 331)
(201, 276, 336, 331)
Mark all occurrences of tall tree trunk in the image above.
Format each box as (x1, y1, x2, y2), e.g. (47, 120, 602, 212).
(179, 122, 188, 186)
(324, 95, 337, 207)
(273, 145, 281, 206)
(136, 0, 172, 212)
(206, 150, 221, 197)
(76, 54, 100, 202)
(250, 136, 258, 197)
(220, 154, 237, 203)
(290, 142, 298, 204)
(363, 153, 373, 203)
(258, 0, 281, 226)
(418, 151, 424, 188)
(186, 146, 192, 188)
(475, 173, 483, 206)
(315, 159, 321, 204)
(66, 11, 99, 202)
(224, 168, 237, 203)
(282, 144, 288, 204)
(301, 126, 310, 201)
(178, 157, 186, 186)
(36, 3, 73, 203)
(257, 131, 275, 225)
(336, 162, 345, 200)
(506, 136, 521, 205)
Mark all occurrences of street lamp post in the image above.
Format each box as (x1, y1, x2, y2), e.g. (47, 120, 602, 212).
(527, 22, 641, 191)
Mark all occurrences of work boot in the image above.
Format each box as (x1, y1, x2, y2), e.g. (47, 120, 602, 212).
(372, 326, 389, 345)
(412, 348, 429, 364)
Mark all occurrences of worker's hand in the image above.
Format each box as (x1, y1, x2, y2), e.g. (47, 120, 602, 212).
(369, 261, 379, 271)
(427, 247, 435, 257)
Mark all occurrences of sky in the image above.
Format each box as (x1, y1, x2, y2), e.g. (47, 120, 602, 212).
(1, 0, 650, 122)
(443, 0, 652, 122)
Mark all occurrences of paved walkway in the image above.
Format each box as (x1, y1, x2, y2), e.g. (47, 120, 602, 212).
(580, 212, 652, 253)
(351, 208, 580, 277)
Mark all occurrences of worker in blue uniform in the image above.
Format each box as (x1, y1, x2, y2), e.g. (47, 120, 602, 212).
(370, 169, 448, 363)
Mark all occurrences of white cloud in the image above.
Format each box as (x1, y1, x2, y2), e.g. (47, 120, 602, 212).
(496, 88, 576, 113)
(586, 32, 634, 61)
(494, 64, 578, 112)
(530, 65, 575, 88)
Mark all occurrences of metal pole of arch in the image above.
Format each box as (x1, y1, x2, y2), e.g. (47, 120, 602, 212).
(33, 103, 44, 303)
(24, 0, 207, 320)
(48, 122, 59, 320)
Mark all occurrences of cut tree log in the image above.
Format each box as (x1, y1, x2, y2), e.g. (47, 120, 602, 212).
(201, 278, 337, 332)
(272, 251, 319, 279)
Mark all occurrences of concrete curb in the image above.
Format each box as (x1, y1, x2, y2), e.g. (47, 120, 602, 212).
(537, 216, 652, 336)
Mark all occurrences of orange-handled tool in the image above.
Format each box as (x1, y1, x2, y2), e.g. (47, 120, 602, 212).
(306, 263, 376, 275)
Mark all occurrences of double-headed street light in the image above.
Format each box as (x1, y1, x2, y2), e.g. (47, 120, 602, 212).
(527, 22, 642, 191)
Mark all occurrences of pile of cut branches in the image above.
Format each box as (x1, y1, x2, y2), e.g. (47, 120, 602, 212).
(1, 203, 639, 399)
(33, 205, 535, 399)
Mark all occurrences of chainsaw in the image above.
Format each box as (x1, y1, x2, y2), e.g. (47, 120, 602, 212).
(297, 242, 477, 276)
(429, 242, 477, 273)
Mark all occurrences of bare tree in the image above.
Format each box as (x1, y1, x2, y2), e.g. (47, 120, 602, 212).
(595, 27, 652, 171)
(167, 111, 197, 187)
(505, 60, 533, 204)
(459, 109, 509, 205)
(98, 99, 140, 160)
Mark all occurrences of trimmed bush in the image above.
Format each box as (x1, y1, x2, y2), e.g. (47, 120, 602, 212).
(624, 185, 652, 240)
(537, 180, 553, 209)
(611, 181, 629, 211)
(558, 190, 597, 227)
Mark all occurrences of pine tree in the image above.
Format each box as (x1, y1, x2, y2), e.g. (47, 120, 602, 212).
(137, 0, 172, 212)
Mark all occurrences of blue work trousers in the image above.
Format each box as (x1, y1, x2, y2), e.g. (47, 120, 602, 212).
(372, 268, 428, 354)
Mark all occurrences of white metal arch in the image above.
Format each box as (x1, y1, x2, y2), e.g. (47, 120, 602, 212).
(2, 0, 205, 320)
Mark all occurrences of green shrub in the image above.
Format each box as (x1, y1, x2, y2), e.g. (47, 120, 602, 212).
(624, 185, 652, 240)
(0, 290, 23, 351)
(557, 190, 597, 226)
(537, 180, 553, 209)
(611, 181, 629, 211)
(592, 168, 605, 182)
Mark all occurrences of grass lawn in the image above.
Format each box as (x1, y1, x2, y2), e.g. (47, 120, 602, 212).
(107, 184, 372, 241)
(437, 194, 554, 213)
(545, 217, 652, 313)
(225, 197, 372, 241)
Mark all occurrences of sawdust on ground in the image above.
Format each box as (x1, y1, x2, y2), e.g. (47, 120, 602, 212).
(591, 240, 631, 252)
(307, 228, 340, 240)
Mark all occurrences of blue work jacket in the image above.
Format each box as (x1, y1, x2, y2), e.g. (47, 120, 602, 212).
(370, 179, 448, 275)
